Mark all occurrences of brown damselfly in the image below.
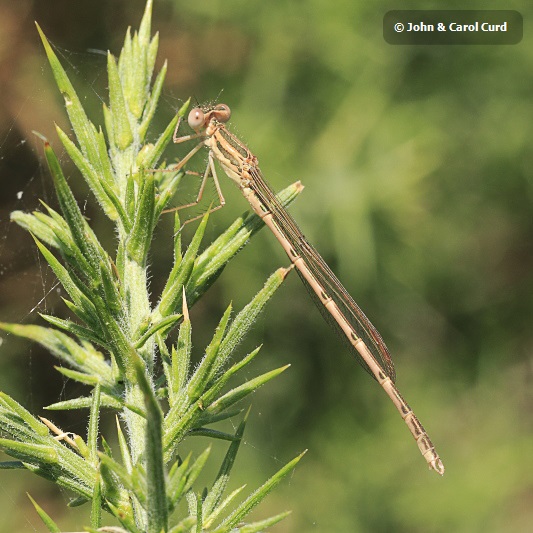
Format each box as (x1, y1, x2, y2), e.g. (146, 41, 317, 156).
(167, 102, 444, 475)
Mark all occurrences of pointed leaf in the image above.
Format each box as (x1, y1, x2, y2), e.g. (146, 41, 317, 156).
(107, 52, 133, 150)
(10, 210, 60, 248)
(135, 313, 182, 349)
(42, 139, 106, 275)
(139, 61, 167, 140)
(40, 314, 108, 349)
(204, 485, 246, 528)
(36, 24, 101, 166)
(0, 392, 49, 436)
(183, 446, 211, 495)
(137, 101, 185, 170)
(167, 453, 191, 509)
(98, 452, 135, 494)
(197, 346, 261, 414)
(127, 172, 155, 264)
(236, 511, 292, 533)
(170, 294, 191, 402)
(54, 366, 100, 386)
(87, 383, 101, 462)
(217, 451, 306, 529)
(186, 428, 240, 442)
(45, 394, 124, 412)
(204, 411, 248, 516)
(107, 500, 141, 533)
(99, 260, 123, 317)
(32, 237, 100, 325)
(138, 0, 154, 48)
(0, 322, 113, 380)
(206, 365, 290, 416)
(116, 417, 133, 473)
(0, 439, 58, 464)
(27, 494, 61, 532)
(215, 267, 291, 373)
(55, 124, 117, 219)
(158, 210, 209, 317)
(187, 303, 232, 402)
(91, 470, 102, 529)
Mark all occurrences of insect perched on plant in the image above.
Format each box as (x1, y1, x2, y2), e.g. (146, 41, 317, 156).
(166, 102, 444, 475)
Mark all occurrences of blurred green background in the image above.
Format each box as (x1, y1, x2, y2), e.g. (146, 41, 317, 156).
(0, 0, 532, 531)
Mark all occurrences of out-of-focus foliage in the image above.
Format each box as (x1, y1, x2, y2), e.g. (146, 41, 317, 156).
(0, 0, 531, 531)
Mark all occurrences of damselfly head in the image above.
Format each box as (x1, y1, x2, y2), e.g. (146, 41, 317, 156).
(188, 104, 231, 131)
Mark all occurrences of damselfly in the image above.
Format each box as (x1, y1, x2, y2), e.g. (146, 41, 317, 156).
(170, 103, 444, 475)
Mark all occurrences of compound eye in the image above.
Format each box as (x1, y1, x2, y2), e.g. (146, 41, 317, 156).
(188, 108, 205, 130)
(213, 103, 231, 123)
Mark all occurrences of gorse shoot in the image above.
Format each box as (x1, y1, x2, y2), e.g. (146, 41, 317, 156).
(0, 1, 304, 531)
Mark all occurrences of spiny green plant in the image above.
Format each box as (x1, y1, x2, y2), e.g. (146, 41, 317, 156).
(0, 1, 305, 531)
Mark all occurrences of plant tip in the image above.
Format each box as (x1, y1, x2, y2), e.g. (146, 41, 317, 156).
(31, 130, 48, 143)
